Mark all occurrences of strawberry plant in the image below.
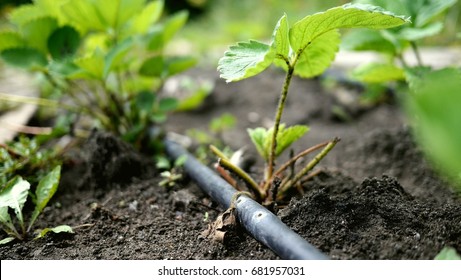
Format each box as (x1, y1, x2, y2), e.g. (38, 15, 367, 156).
(342, 0, 457, 84)
(0, 166, 73, 244)
(216, 3, 409, 206)
(0, 0, 195, 151)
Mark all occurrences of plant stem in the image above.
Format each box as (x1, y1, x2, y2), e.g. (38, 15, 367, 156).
(266, 65, 295, 183)
(277, 137, 340, 200)
(410, 41, 423, 67)
(210, 144, 262, 197)
(273, 140, 332, 177)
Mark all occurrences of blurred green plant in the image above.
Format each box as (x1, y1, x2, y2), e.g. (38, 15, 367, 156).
(0, 0, 195, 151)
(434, 246, 461, 260)
(0, 166, 73, 244)
(216, 3, 409, 206)
(405, 67, 461, 191)
(0, 135, 61, 186)
(343, 0, 458, 84)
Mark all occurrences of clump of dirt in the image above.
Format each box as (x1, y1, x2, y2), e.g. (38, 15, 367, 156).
(280, 175, 461, 259)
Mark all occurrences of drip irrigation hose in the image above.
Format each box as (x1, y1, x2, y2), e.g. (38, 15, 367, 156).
(164, 139, 329, 260)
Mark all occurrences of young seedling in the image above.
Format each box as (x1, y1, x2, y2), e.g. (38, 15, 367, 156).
(216, 3, 409, 206)
(0, 165, 73, 244)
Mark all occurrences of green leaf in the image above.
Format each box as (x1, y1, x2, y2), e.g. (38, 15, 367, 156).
(248, 124, 309, 161)
(127, 0, 164, 35)
(210, 113, 236, 133)
(273, 14, 290, 62)
(290, 3, 409, 55)
(0, 237, 16, 245)
(0, 31, 25, 51)
(60, 0, 105, 33)
(352, 62, 405, 83)
(0, 177, 30, 229)
(175, 82, 213, 112)
(434, 247, 461, 260)
(293, 30, 340, 78)
(21, 16, 58, 54)
(0, 204, 15, 234)
(218, 40, 275, 82)
(248, 127, 269, 160)
(35, 225, 74, 239)
(341, 29, 396, 54)
(104, 38, 135, 77)
(274, 124, 309, 157)
(397, 22, 443, 41)
(415, 0, 457, 27)
(139, 56, 164, 77)
(158, 97, 178, 112)
(95, 0, 146, 30)
(406, 68, 461, 188)
(135, 91, 156, 113)
(166, 56, 197, 77)
(28, 166, 61, 231)
(147, 10, 189, 51)
(0, 47, 47, 70)
(72, 50, 105, 80)
(47, 25, 81, 60)
(9, 4, 47, 27)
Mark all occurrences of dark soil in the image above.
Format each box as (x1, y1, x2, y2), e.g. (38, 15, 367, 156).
(1, 68, 460, 259)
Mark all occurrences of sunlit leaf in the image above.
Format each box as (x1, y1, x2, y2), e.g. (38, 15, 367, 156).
(8, 4, 47, 27)
(61, 0, 105, 33)
(0, 31, 25, 51)
(175, 82, 213, 112)
(273, 124, 309, 157)
(248, 124, 309, 160)
(28, 165, 61, 231)
(128, 0, 164, 35)
(0, 177, 30, 228)
(0, 237, 16, 244)
(352, 62, 405, 83)
(218, 40, 274, 82)
(290, 3, 409, 55)
(21, 16, 58, 54)
(72, 50, 105, 79)
(293, 30, 340, 78)
(273, 14, 290, 64)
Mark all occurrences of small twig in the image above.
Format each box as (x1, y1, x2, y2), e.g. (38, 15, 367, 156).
(72, 223, 95, 230)
(277, 137, 340, 200)
(218, 158, 263, 200)
(410, 41, 423, 67)
(0, 121, 52, 135)
(274, 140, 331, 177)
(215, 163, 240, 190)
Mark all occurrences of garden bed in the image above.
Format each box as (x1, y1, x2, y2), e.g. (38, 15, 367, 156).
(0, 68, 460, 259)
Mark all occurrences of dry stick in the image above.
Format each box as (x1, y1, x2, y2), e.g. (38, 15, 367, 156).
(210, 145, 263, 199)
(273, 140, 331, 177)
(217, 157, 264, 200)
(215, 163, 240, 190)
(277, 137, 340, 200)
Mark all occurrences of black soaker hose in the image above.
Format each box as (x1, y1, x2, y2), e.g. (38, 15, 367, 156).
(164, 140, 329, 260)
